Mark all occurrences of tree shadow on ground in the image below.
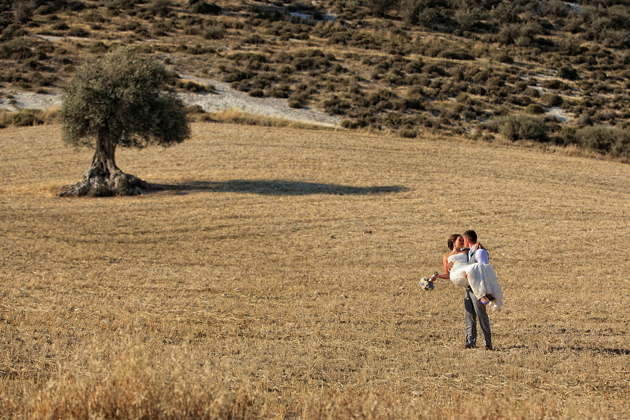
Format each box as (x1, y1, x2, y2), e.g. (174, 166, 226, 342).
(601, 348, 630, 355)
(159, 180, 408, 196)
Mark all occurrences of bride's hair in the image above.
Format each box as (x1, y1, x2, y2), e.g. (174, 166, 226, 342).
(447, 234, 461, 251)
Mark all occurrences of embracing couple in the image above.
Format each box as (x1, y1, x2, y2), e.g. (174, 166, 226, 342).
(430, 230, 504, 350)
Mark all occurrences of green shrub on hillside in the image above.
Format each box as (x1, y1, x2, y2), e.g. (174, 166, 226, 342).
(204, 26, 225, 39)
(13, 0, 37, 23)
(400, 0, 423, 26)
(525, 104, 545, 114)
(265, 84, 290, 98)
(176, 80, 212, 93)
(321, 96, 350, 115)
(557, 66, 579, 80)
(454, 7, 480, 31)
(67, 27, 89, 37)
(148, 0, 172, 17)
(106, 0, 140, 10)
(190, 1, 221, 15)
(365, 0, 396, 17)
(541, 79, 567, 90)
(0, 39, 35, 60)
(398, 128, 417, 138)
(523, 87, 541, 98)
(288, 90, 308, 107)
(51, 22, 70, 31)
(222, 68, 254, 83)
(248, 88, 264, 97)
(576, 125, 630, 158)
(417, 8, 440, 29)
(493, 53, 514, 64)
(499, 115, 548, 142)
(1, 110, 44, 127)
(541, 93, 563, 107)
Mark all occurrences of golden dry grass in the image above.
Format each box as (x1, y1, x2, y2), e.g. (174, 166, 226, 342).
(0, 124, 629, 419)
(205, 108, 336, 130)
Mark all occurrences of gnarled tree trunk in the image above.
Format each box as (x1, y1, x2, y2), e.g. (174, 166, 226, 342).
(59, 137, 155, 197)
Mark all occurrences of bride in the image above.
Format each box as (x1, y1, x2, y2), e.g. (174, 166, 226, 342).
(430, 234, 504, 311)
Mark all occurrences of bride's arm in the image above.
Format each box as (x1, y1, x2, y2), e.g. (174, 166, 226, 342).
(431, 255, 451, 281)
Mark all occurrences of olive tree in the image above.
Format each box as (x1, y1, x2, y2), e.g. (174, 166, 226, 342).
(59, 47, 190, 197)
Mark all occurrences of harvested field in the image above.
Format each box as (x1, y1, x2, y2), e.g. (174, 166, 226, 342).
(0, 124, 629, 419)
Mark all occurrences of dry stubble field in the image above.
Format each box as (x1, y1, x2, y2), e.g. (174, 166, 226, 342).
(0, 123, 629, 419)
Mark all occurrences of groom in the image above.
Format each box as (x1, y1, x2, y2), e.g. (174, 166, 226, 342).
(462, 230, 492, 350)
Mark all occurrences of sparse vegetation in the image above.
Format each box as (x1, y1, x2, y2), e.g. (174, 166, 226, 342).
(1, 0, 630, 154)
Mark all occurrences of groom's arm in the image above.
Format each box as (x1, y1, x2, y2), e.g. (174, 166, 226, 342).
(476, 248, 489, 264)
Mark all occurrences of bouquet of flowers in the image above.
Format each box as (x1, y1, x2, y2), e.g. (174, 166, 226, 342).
(419, 272, 439, 291)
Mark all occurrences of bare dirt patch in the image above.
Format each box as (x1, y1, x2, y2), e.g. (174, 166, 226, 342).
(179, 75, 342, 127)
(0, 91, 63, 111)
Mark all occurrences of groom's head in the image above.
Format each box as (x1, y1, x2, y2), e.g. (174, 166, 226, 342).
(463, 230, 477, 247)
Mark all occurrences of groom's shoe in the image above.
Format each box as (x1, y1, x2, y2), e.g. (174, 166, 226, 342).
(464, 344, 475, 349)
(484, 345, 493, 351)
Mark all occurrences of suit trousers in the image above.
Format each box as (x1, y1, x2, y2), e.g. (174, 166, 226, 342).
(464, 286, 492, 347)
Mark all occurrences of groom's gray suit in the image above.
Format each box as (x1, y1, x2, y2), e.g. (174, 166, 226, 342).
(464, 247, 492, 348)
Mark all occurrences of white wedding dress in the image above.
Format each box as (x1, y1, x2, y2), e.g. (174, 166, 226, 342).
(447, 252, 504, 311)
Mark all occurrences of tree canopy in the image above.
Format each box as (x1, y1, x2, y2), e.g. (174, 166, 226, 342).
(61, 46, 190, 151)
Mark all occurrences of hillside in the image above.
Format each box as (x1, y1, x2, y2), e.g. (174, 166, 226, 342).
(1, 123, 629, 418)
(2, 0, 630, 159)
